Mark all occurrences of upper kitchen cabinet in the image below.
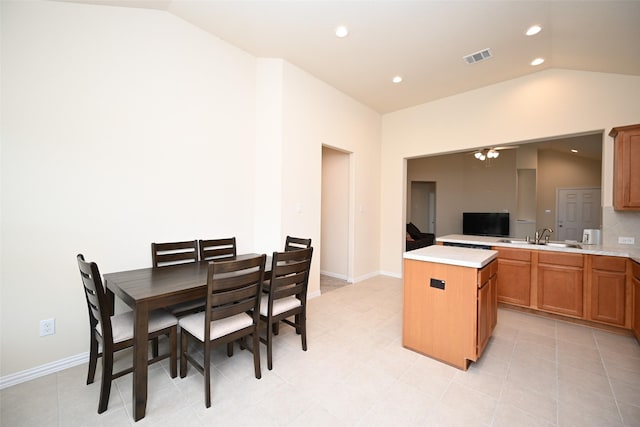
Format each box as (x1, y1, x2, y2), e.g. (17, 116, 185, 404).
(610, 124, 640, 210)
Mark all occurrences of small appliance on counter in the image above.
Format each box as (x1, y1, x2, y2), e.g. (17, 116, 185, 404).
(582, 229, 601, 245)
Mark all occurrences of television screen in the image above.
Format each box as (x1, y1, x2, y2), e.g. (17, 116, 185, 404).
(463, 212, 509, 237)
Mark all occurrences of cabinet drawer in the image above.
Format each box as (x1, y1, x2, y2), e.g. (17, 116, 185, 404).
(477, 259, 497, 286)
(539, 251, 583, 268)
(496, 248, 531, 262)
(592, 255, 627, 272)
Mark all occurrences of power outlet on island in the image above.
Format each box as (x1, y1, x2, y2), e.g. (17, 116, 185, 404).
(618, 236, 635, 245)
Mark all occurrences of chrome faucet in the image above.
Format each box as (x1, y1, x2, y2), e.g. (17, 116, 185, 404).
(535, 228, 553, 244)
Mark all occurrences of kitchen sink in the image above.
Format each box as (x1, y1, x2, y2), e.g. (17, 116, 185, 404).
(496, 239, 535, 245)
(497, 239, 582, 249)
(543, 242, 582, 249)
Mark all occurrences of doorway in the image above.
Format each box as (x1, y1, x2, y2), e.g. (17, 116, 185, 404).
(410, 181, 436, 234)
(556, 187, 601, 241)
(321, 146, 351, 288)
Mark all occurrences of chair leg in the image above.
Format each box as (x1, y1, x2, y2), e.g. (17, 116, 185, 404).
(169, 327, 177, 378)
(300, 314, 307, 351)
(252, 331, 262, 379)
(86, 334, 98, 385)
(152, 337, 159, 358)
(204, 341, 211, 408)
(97, 348, 113, 414)
(180, 331, 188, 378)
(226, 342, 234, 357)
(266, 320, 274, 370)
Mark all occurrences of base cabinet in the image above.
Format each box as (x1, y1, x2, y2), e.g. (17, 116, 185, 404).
(633, 261, 640, 342)
(477, 261, 498, 358)
(496, 248, 531, 307)
(537, 252, 584, 318)
(589, 255, 627, 327)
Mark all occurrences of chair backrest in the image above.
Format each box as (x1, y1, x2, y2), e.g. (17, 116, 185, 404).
(199, 238, 237, 262)
(151, 240, 198, 268)
(205, 255, 266, 327)
(284, 236, 312, 252)
(268, 247, 313, 305)
(77, 254, 112, 343)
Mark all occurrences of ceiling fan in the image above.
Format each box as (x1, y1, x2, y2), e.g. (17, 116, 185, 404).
(472, 146, 519, 161)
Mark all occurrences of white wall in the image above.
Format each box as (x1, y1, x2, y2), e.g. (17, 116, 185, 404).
(381, 70, 640, 275)
(1, 1, 382, 378)
(278, 61, 381, 286)
(321, 146, 350, 280)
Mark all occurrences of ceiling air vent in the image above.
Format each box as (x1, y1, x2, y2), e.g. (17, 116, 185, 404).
(463, 48, 492, 64)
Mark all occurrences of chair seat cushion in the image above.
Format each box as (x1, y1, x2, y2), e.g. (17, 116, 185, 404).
(108, 309, 178, 344)
(167, 298, 206, 316)
(259, 296, 301, 316)
(179, 312, 253, 342)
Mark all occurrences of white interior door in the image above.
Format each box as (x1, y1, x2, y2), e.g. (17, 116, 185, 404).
(556, 187, 601, 241)
(410, 181, 436, 234)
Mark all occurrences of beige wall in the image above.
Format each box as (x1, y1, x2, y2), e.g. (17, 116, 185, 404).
(536, 149, 602, 234)
(1, 1, 381, 378)
(382, 69, 640, 276)
(407, 150, 517, 236)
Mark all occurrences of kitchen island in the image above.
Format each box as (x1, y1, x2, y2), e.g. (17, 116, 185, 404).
(403, 245, 498, 370)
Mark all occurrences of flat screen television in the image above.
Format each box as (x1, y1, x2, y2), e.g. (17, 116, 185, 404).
(463, 212, 509, 237)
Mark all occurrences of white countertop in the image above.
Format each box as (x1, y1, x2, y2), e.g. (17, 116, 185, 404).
(435, 234, 640, 263)
(403, 244, 497, 268)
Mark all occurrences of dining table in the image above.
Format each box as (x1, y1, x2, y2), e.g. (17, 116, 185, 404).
(103, 253, 271, 421)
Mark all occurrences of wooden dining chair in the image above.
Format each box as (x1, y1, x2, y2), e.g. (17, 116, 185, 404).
(151, 240, 198, 268)
(259, 247, 313, 370)
(77, 254, 177, 414)
(284, 235, 312, 252)
(178, 254, 265, 407)
(198, 237, 236, 261)
(151, 240, 204, 318)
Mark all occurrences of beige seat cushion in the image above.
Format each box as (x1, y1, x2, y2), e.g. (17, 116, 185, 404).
(179, 312, 253, 342)
(106, 309, 177, 344)
(259, 296, 301, 317)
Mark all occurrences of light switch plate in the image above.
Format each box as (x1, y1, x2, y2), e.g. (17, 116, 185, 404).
(618, 236, 635, 245)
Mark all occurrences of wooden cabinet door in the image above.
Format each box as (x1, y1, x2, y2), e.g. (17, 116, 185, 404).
(610, 124, 640, 210)
(590, 256, 627, 326)
(496, 248, 531, 306)
(537, 252, 584, 318)
(477, 259, 497, 359)
(633, 262, 640, 342)
(477, 280, 491, 357)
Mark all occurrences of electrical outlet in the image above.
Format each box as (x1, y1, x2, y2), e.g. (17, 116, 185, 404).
(618, 236, 635, 245)
(39, 318, 55, 336)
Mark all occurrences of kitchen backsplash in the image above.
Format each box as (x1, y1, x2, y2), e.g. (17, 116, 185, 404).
(602, 206, 640, 247)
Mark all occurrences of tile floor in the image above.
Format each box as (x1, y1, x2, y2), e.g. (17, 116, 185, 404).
(2, 275, 640, 426)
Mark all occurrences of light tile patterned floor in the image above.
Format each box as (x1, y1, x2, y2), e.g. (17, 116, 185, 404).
(2, 275, 639, 426)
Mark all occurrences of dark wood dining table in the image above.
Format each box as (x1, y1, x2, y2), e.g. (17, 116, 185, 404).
(103, 253, 270, 421)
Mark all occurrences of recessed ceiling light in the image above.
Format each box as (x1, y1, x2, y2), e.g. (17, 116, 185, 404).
(335, 26, 349, 38)
(531, 57, 545, 66)
(526, 25, 542, 36)
(392, 76, 403, 84)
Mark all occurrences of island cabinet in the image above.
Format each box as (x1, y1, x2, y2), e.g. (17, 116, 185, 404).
(537, 252, 585, 318)
(587, 255, 628, 327)
(610, 124, 640, 210)
(633, 261, 640, 342)
(403, 246, 498, 370)
(495, 247, 532, 307)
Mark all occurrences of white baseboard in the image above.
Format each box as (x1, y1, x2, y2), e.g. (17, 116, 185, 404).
(319, 270, 349, 281)
(0, 352, 89, 390)
(378, 270, 402, 279)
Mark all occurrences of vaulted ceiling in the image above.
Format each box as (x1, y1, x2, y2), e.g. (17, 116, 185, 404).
(63, 0, 640, 113)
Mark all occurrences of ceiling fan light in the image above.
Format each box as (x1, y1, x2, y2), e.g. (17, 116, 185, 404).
(474, 152, 483, 160)
(487, 149, 499, 159)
